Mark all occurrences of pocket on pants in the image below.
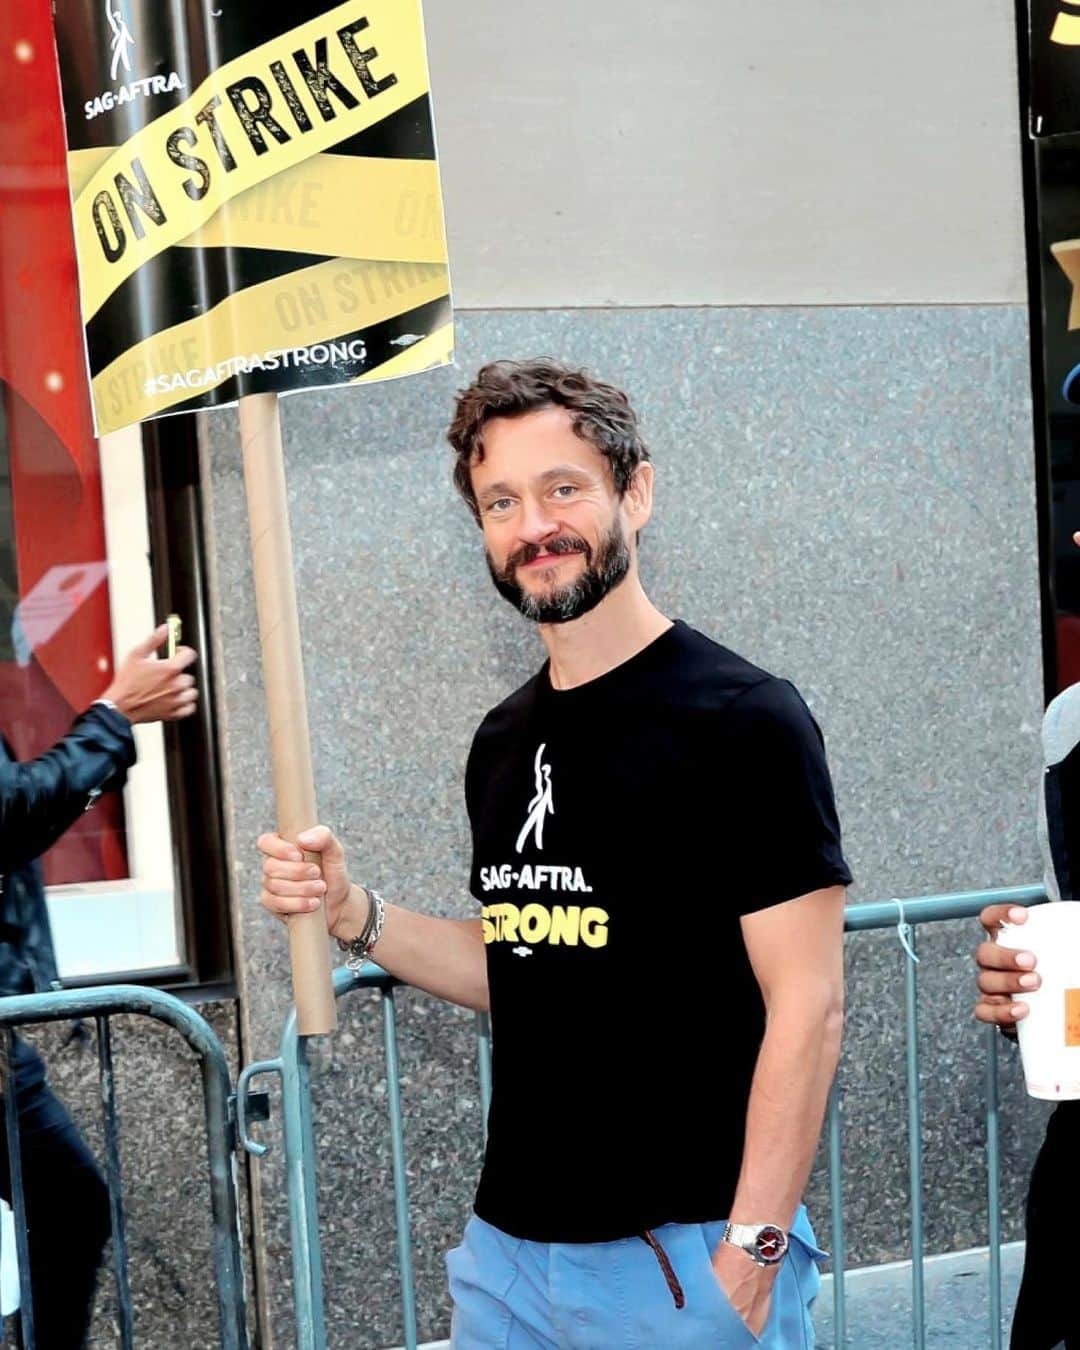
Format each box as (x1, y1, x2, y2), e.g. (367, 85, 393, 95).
(696, 1225, 763, 1347)
(786, 1218, 828, 1316)
(446, 1218, 523, 1349)
(699, 1211, 827, 1350)
(588, 1223, 760, 1349)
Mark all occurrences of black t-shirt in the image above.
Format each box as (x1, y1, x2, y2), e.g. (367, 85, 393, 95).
(465, 620, 852, 1243)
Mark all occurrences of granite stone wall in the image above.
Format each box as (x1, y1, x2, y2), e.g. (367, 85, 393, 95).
(200, 304, 1045, 1348)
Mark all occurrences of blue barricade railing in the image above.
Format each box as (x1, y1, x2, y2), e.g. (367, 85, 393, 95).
(0, 985, 250, 1350)
(243, 882, 1047, 1350)
(827, 885, 1046, 1350)
(0, 888, 1036, 1347)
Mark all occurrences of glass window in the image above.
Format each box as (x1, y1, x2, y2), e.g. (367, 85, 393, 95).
(0, 7, 233, 990)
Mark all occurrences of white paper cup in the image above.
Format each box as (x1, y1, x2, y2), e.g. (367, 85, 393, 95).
(998, 901, 1080, 1100)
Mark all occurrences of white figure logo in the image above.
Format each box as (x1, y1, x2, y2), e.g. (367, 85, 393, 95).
(106, 2, 135, 82)
(515, 743, 554, 854)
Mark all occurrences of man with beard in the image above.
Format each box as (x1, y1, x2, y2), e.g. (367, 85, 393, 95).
(258, 359, 850, 1348)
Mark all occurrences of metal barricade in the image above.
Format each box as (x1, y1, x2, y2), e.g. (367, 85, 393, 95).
(245, 883, 1046, 1350)
(239, 968, 490, 1350)
(0, 984, 250, 1350)
(826, 884, 1046, 1350)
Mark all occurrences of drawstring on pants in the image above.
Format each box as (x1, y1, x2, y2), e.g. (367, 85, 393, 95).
(639, 1230, 686, 1309)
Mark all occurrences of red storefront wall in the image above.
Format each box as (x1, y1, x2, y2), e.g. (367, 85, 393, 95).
(0, 3, 128, 883)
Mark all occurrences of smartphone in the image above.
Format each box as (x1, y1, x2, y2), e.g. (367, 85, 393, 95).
(166, 613, 182, 660)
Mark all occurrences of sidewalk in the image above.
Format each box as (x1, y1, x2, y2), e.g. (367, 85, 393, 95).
(813, 1243, 1024, 1349)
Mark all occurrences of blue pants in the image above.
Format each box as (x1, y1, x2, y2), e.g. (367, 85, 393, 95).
(447, 1207, 825, 1348)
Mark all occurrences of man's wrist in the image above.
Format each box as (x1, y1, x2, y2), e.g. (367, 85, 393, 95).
(330, 883, 371, 942)
(334, 885, 386, 971)
(713, 1241, 780, 1277)
(728, 1200, 797, 1229)
(720, 1222, 789, 1267)
(91, 697, 131, 725)
(95, 685, 136, 719)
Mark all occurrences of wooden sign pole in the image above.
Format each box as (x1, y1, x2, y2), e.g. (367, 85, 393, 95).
(239, 392, 337, 1035)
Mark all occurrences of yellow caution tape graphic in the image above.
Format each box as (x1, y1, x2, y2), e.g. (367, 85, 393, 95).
(72, 151, 445, 265)
(353, 320, 454, 383)
(91, 257, 449, 433)
(1052, 2, 1080, 45)
(184, 155, 446, 263)
(74, 0, 438, 319)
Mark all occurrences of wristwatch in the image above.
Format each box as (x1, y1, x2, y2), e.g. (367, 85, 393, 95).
(720, 1222, 789, 1267)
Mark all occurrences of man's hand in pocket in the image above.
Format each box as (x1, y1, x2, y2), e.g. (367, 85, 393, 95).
(711, 1240, 777, 1338)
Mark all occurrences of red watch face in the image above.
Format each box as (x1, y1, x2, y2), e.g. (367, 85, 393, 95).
(756, 1226, 786, 1260)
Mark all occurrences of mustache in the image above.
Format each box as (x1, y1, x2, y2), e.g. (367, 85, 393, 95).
(505, 535, 592, 572)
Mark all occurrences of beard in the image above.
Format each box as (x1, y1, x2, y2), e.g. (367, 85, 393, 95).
(487, 521, 632, 624)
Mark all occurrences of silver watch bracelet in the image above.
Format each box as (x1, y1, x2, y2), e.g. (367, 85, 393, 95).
(335, 885, 386, 972)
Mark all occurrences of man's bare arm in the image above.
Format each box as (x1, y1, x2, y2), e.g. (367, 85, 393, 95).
(711, 885, 846, 1335)
(258, 826, 489, 1012)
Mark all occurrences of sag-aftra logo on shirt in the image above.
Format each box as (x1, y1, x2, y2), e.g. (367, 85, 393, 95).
(480, 743, 609, 952)
(515, 743, 555, 852)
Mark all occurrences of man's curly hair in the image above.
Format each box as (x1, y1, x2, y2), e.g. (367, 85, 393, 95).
(447, 359, 650, 522)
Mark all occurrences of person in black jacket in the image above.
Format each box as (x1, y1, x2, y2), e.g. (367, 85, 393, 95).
(974, 532, 1080, 1349)
(974, 688, 1080, 1350)
(0, 623, 197, 1348)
